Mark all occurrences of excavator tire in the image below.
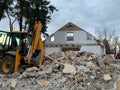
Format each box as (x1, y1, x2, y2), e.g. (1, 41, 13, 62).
(1, 55, 15, 74)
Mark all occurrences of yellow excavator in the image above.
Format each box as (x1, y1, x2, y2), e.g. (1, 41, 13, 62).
(0, 21, 44, 74)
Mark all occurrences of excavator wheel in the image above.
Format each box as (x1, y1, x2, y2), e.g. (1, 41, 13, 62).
(1, 56, 15, 74)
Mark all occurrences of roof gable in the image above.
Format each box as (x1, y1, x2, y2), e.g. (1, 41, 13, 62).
(58, 22, 84, 31)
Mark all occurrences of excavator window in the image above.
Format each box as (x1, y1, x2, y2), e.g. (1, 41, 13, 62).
(0, 31, 33, 58)
(0, 31, 30, 51)
(11, 33, 30, 52)
(0, 31, 11, 50)
(0, 32, 7, 50)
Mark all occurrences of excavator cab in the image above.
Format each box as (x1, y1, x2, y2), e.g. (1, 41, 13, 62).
(0, 31, 30, 55)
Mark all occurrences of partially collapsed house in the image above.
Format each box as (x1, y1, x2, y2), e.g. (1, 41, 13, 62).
(45, 22, 105, 55)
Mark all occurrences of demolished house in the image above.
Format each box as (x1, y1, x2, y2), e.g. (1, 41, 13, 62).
(45, 22, 105, 55)
(0, 51, 120, 90)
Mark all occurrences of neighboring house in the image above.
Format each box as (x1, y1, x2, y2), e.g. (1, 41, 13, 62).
(45, 22, 105, 55)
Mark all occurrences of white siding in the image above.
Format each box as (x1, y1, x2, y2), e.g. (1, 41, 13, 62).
(46, 31, 97, 45)
(81, 45, 104, 55)
(45, 47, 60, 55)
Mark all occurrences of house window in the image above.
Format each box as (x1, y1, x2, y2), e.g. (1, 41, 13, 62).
(66, 32, 74, 41)
(51, 35, 55, 41)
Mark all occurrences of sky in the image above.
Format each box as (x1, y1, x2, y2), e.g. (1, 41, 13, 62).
(0, 0, 120, 37)
(47, 0, 120, 36)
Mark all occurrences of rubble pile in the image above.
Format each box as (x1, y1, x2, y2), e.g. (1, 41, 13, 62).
(0, 51, 120, 90)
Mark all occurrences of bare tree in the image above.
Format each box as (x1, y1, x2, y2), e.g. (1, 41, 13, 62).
(6, 10, 17, 31)
(95, 25, 116, 41)
(95, 25, 116, 54)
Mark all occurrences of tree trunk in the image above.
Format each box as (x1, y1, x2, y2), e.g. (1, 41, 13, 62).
(103, 39, 111, 54)
(19, 16, 22, 31)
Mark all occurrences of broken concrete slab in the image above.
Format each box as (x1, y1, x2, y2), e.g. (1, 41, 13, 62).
(77, 65, 90, 73)
(63, 64, 76, 74)
(103, 74, 112, 81)
(10, 79, 18, 88)
(97, 58, 105, 67)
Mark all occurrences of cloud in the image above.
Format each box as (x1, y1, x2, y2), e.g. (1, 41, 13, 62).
(48, 0, 120, 36)
(0, 0, 119, 36)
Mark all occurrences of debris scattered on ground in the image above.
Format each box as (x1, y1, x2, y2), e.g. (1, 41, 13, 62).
(103, 74, 112, 81)
(0, 51, 120, 90)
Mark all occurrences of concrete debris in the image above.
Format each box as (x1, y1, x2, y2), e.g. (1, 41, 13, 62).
(62, 64, 76, 74)
(39, 79, 49, 87)
(77, 65, 90, 72)
(0, 51, 120, 90)
(117, 79, 120, 90)
(86, 61, 96, 69)
(97, 58, 105, 67)
(103, 74, 112, 81)
(10, 79, 18, 88)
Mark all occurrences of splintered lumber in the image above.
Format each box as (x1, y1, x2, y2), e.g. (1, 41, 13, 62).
(45, 55, 76, 74)
(45, 55, 61, 64)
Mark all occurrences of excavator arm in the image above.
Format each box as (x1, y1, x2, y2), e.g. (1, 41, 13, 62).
(14, 21, 44, 72)
(25, 21, 44, 65)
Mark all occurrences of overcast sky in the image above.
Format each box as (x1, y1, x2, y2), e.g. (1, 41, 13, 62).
(47, 0, 120, 36)
(0, 0, 120, 36)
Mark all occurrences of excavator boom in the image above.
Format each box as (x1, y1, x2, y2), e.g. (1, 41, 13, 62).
(25, 21, 44, 65)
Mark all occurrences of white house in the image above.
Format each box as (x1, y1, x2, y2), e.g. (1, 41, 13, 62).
(45, 22, 105, 55)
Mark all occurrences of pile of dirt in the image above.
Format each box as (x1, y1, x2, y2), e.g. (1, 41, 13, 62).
(0, 51, 120, 90)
